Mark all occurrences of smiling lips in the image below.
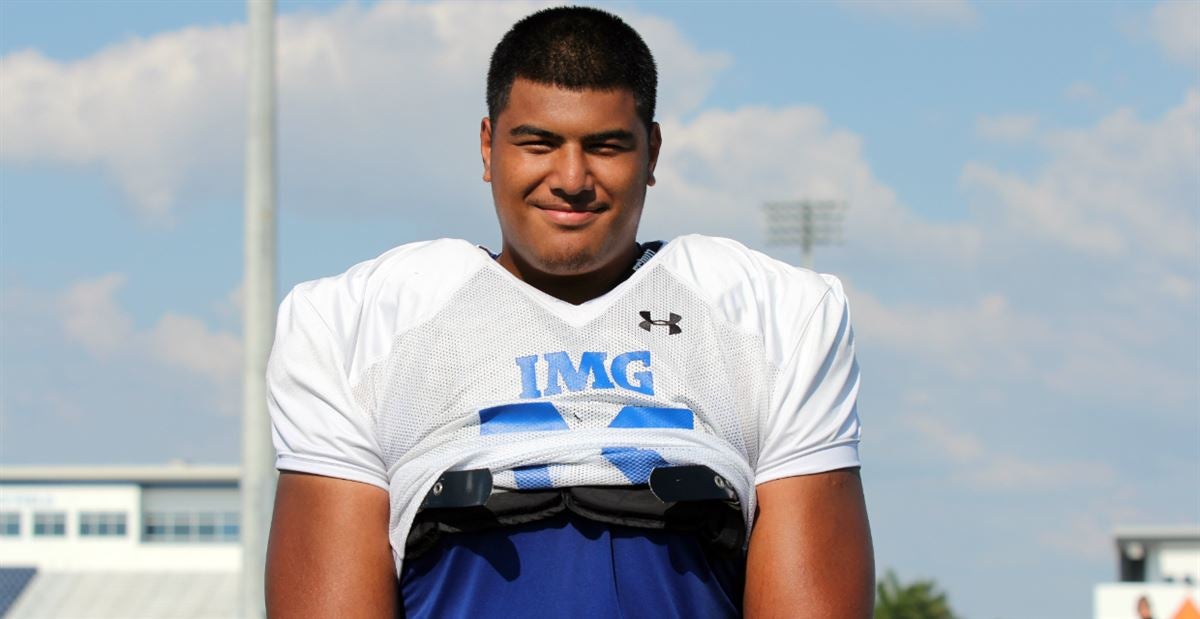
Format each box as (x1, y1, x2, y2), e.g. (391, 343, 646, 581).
(533, 203, 608, 227)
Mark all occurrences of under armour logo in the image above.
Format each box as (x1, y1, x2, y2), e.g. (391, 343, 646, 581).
(639, 311, 682, 335)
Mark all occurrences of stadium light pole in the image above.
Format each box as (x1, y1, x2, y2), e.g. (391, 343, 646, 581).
(764, 200, 846, 269)
(241, 0, 277, 617)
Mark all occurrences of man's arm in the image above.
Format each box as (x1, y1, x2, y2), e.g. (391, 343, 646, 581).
(266, 471, 396, 618)
(744, 468, 874, 618)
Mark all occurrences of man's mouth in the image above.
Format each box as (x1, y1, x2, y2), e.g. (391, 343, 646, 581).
(533, 203, 608, 226)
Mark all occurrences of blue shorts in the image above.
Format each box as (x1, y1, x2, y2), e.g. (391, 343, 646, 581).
(400, 513, 744, 618)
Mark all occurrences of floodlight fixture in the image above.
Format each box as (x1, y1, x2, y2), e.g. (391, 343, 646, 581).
(764, 199, 846, 269)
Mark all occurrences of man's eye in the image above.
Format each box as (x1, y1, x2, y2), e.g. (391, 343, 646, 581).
(589, 143, 627, 154)
(518, 141, 553, 150)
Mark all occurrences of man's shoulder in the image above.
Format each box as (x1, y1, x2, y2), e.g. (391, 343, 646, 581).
(659, 235, 847, 363)
(661, 234, 839, 303)
(293, 237, 484, 295)
(283, 238, 490, 339)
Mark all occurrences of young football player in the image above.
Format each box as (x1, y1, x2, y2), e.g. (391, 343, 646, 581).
(265, 7, 873, 617)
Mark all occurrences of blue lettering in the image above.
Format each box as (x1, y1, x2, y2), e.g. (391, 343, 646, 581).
(516, 351, 654, 397)
(543, 351, 615, 396)
(611, 350, 654, 396)
(515, 354, 541, 399)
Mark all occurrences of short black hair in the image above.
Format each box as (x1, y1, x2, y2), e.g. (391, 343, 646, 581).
(487, 6, 657, 131)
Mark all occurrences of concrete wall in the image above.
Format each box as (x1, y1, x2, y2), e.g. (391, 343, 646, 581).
(0, 483, 239, 572)
(1155, 543, 1200, 584)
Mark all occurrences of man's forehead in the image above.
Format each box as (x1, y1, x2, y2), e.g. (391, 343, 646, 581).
(508, 76, 634, 97)
(496, 78, 642, 133)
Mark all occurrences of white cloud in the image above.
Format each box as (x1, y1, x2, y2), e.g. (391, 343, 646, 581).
(908, 414, 984, 461)
(56, 274, 241, 412)
(1160, 273, 1197, 300)
(975, 113, 1039, 144)
(1064, 81, 1099, 103)
(962, 161, 1128, 255)
(965, 455, 1116, 492)
(846, 285, 1038, 380)
(645, 105, 981, 268)
(839, 0, 977, 28)
(834, 89, 1200, 416)
(1149, 0, 1200, 66)
(0, 2, 726, 222)
(628, 14, 732, 118)
(640, 90, 1194, 420)
(0, 28, 247, 219)
(1044, 328, 1197, 409)
(904, 412, 1118, 494)
(15, 3, 1187, 425)
(962, 91, 1200, 263)
(214, 280, 244, 326)
(145, 313, 241, 387)
(1038, 513, 1125, 560)
(59, 274, 135, 355)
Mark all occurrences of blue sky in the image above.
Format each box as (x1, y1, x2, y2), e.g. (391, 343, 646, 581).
(1, 1, 1197, 617)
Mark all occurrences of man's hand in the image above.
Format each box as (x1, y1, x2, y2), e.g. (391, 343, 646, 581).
(744, 468, 874, 618)
(266, 471, 396, 618)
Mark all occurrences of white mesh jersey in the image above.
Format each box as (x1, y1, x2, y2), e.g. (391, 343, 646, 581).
(268, 234, 861, 570)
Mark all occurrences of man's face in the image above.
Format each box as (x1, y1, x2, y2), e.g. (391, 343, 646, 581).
(481, 78, 661, 278)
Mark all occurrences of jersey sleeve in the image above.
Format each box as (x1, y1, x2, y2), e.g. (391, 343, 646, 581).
(755, 276, 862, 485)
(267, 288, 389, 490)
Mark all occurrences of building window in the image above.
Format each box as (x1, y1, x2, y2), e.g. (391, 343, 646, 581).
(143, 511, 239, 543)
(197, 512, 217, 540)
(33, 512, 66, 537)
(79, 512, 127, 537)
(221, 512, 239, 539)
(171, 513, 192, 538)
(0, 512, 19, 537)
(143, 513, 168, 540)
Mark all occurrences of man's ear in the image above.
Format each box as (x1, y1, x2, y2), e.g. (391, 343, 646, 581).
(480, 117, 494, 183)
(647, 122, 662, 187)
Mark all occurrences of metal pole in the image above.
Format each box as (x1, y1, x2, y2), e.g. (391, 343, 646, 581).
(241, 0, 277, 617)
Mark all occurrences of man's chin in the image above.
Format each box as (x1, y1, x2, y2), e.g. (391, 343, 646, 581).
(533, 248, 599, 276)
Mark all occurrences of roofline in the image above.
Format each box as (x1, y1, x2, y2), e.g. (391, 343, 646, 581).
(1113, 525, 1200, 543)
(0, 464, 240, 484)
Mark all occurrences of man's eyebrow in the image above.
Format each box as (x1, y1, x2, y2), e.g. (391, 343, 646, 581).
(507, 125, 636, 143)
(509, 125, 562, 140)
(583, 129, 636, 143)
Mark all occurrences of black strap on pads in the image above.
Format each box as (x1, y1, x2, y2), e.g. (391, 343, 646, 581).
(419, 469, 493, 510)
(406, 489, 565, 559)
(565, 486, 744, 558)
(405, 465, 745, 560)
(649, 465, 737, 502)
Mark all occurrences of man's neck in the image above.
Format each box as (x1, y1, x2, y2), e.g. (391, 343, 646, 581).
(496, 244, 642, 305)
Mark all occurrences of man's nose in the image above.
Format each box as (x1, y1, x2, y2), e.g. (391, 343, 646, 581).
(549, 145, 593, 198)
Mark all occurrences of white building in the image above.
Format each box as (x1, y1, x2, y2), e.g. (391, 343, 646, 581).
(0, 464, 241, 618)
(1094, 525, 1200, 619)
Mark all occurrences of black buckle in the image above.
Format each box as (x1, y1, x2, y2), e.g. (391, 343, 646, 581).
(419, 469, 494, 511)
(649, 465, 737, 503)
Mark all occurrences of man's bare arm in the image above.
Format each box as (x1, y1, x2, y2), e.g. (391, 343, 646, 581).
(266, 471, 396, 618)
(744, 468, 874, 618)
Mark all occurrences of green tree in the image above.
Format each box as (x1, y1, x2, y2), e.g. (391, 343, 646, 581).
(874, 569, 960, 619)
